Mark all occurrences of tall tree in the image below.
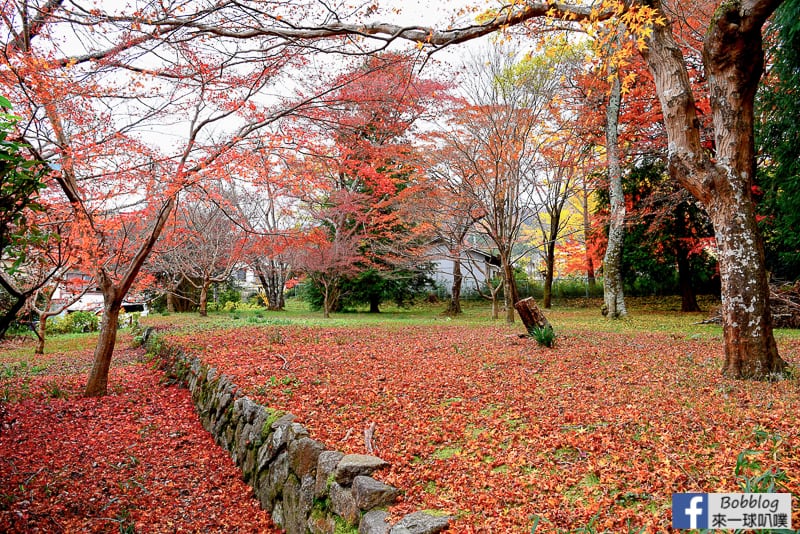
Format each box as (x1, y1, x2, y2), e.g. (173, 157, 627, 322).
(755, 0, 800, 281)
(0, 97, 48, 337)
(0, 0, 364, 395)
(421, 153, 484, 316)
(294, 210, 362, 319)
(641, 0, 786, 377)
(306, 0, 785, 377)
(498, 38, 591, 310)
(533, 134, 589, 309)
(163, 196, 247, 317)
(436, 45, 555, 323)
(232, 165, 299, 312)
(295, 53, 442, 312)
(602, 74, 627, 318)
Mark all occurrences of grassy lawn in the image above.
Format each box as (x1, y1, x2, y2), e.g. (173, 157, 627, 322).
(2, 296, 799, 532)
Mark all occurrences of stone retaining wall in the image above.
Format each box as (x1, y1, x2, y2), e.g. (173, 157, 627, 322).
(146, 332, 450, 534)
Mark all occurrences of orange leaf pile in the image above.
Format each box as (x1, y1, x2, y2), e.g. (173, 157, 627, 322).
(164, 323, 800, 532)
(0, 344, 276, 533)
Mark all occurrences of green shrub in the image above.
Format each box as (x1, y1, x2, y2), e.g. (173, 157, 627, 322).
(214, 286, 241, 311)
(48, 311, 99, 334)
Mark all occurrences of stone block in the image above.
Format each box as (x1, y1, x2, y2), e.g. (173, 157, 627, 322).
(334, 454, 389, 485)
(308, 511, 336, 534)
(315, 450, 344, 498)
(282, 475, 306, 534)
(389, 512, 450, 534)
(330, 482, 360, 526)
(352, 476, 400, 510)
(359, 510, 391, 534)
(288, 437, 325, 478)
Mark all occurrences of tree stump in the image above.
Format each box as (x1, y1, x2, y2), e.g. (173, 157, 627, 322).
(514, 297, 552, 334)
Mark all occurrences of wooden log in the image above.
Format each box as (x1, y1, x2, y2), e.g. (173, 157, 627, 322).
(514, 297, 552, 334)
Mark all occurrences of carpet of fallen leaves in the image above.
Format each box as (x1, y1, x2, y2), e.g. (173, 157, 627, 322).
(0, 337, 276, 533)
(165, 323, 800, 533)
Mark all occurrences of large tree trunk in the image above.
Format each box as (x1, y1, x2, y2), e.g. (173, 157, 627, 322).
(0, 296, 25, 340)
(602, 74, 627, 318)
(445, 250, 463, 316)
(712, 199, 781, 377)
(256, 260, 287, 311)
(643, 0, 786, 378)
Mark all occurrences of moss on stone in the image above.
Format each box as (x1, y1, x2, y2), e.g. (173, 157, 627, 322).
(311, 496, 331, 515)
(421, 509, 451, 517)
(261, 408, 286, 439)
(333, 515, 358, 534)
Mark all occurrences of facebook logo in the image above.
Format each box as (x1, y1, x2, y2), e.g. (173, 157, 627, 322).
(673, 493, 709, 529)
(674, 492, 792, 530)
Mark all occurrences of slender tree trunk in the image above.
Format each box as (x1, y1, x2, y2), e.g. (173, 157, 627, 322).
(500, 251, 519, 324)
(674, 210, 701, 312)
(35, 316, 48, 355)
(445, 251, 463, 315)
(602, 74, 627, 318)
(582, 187, 597, 293)
(676, 248, 700, 313)
(272, 262, 287, 310)
(586, 257, 596, 293)
(543, 215, 560, 309)
(543, 251, 554, 309)
(323, 287, 331, 318)
(199, 281, 209, 317)
(85, 291, 122, 397)
(84, 198, 174, 396)
(642, 0, 785, 378)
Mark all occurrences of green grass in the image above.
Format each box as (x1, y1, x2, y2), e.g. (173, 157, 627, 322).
(431, 445, 462, 460)
(141, 295, 734, 335)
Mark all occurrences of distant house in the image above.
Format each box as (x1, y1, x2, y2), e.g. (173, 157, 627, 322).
(428, 241, 501, 295)
(230, 266, 263, 300)
(51, 271, 148, 315)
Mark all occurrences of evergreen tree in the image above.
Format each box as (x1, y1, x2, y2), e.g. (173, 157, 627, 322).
(756, 0, 800, 281)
